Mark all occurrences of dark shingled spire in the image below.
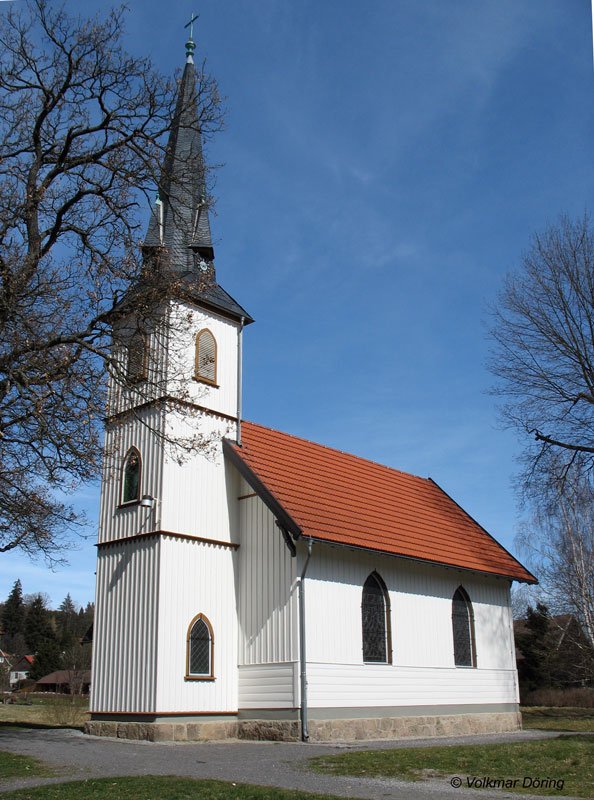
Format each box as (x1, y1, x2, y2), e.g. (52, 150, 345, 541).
(143, 40, 253, 325)
(144, 57, 213, 264)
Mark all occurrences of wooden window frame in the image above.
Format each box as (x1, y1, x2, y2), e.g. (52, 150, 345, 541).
(452, 586, 477, 668)
(194, 328, 218, 387)
(119, 446, 142, 508)
(361, 571, 393, 665)
(185, 613, 215, 681)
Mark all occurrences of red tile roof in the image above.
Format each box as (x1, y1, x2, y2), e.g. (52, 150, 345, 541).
(226, 421, 536, 584)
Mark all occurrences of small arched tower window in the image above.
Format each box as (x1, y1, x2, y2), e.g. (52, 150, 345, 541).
(126, 331, 147, 383)
(186, 614, 214, 680)
(121, 447, 141, 505)
(361, 572, 392, 664)
(194, 329, 217, 385)
(452, 586, 476, 667)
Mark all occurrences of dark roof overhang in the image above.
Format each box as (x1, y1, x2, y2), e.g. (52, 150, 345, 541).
(223, 438, 301, 537)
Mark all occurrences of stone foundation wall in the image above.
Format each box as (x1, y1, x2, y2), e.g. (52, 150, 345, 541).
(84, 720, 238, 742)
(307, 711, 521, 742)
(85, 710, 520, 743)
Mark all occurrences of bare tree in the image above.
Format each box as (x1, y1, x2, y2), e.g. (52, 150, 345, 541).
(491, 214, 594, 667)
(490, 214, 594, 487)
(0, 0, 222, 562)
(62, 641, 92, 697)
(517, 471, 594, 655)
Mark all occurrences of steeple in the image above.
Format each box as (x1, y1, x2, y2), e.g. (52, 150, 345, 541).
(142, 24, 253, 326)
(144, 27, 214, 268)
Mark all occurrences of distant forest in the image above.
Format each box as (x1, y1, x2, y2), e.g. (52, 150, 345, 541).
(0, 579, 94, 684)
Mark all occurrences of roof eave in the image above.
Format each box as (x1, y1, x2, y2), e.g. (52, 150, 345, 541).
(295, 535, 538, 585)
(427, 477, 537, 585)
(181, 293, 254, 325)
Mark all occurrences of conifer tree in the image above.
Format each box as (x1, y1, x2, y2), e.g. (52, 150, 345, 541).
(2, 579, 24, 639)
(24, 595, 55, 653)
(29, 638, 62, 681)
(77, 603, 95, 640)
(57, 593, 78, 647)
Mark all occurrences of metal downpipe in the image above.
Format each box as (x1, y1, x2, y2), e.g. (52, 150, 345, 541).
(299, 537, 313, 742)
(236, 316, 245, 445)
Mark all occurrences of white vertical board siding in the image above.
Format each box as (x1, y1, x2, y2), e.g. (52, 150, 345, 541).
(306, 664, 518, 708)
(238, 494, 298, 666)
(302, 542, 518, 708)
(159, 410, 239, 541)
(156, 537, 238, 712)
(98, 406, 165, 544)
(91, 538, 160, 713)
(238, 664, 298, 709)
(167, 302, 239, 419)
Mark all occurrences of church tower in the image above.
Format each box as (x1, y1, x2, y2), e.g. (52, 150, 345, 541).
(89, 28, 252, 735)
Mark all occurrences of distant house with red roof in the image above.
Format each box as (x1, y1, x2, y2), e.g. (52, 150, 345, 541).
(89, 35, 535, 745)
(9, 655, 33, 688)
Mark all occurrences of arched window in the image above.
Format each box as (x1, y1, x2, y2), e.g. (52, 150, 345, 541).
(121, 447, 141, 505)
(186, 614, 214, 679)
(126, 331, 147, 383)
(194, 329, 217, 384)
(361, 572, 391, 663)
(452, 586, 476, 667)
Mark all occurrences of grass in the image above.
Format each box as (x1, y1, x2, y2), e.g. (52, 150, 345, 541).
(0, 777, 344, 800)
(0, 696, 89, 730)
(522, 706, 594, 732)
(0, 751, 55, 780)
(310, 735, 594, 797)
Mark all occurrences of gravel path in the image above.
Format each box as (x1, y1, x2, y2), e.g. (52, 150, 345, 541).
(0, 726, 578, 800)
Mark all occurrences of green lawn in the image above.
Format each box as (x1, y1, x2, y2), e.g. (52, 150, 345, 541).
(0, 751, 55, 780)
(310, 735, 594, 797)
(0, 777, 344, 800)
(522, 706, 594, 733)
(0, 696, 89, 730)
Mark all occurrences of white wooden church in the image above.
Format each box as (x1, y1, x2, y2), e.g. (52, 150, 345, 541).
(87, 32, 536, 743)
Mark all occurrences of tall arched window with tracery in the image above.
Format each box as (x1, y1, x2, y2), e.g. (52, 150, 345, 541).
(194, 329, 217, 385)
(186, 614, 214, 680)
(361, 572, 392, 663)
(121, 447, 141, 505)
(452, 586, 476, 667)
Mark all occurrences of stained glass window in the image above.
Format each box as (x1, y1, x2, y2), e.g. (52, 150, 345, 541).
(362, 573, 391, 663)
(452, 587, 476, 667)
(121, 448, 141, 504)
(188, 616, 213, 677)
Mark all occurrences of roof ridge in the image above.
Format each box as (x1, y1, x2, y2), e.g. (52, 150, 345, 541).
(241, 418, 428, 484)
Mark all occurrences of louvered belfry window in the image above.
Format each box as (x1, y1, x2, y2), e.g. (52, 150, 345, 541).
(362, 573, 391, 663)
(121, 448, 141, 504)
(452, 587, 476, 667)
(195, 329, 217, 383)
(126, 331, 147, 382)
(187, 615, 213, 677)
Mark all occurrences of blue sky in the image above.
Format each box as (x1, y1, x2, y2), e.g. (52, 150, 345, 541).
(2, 0, 594, 609)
